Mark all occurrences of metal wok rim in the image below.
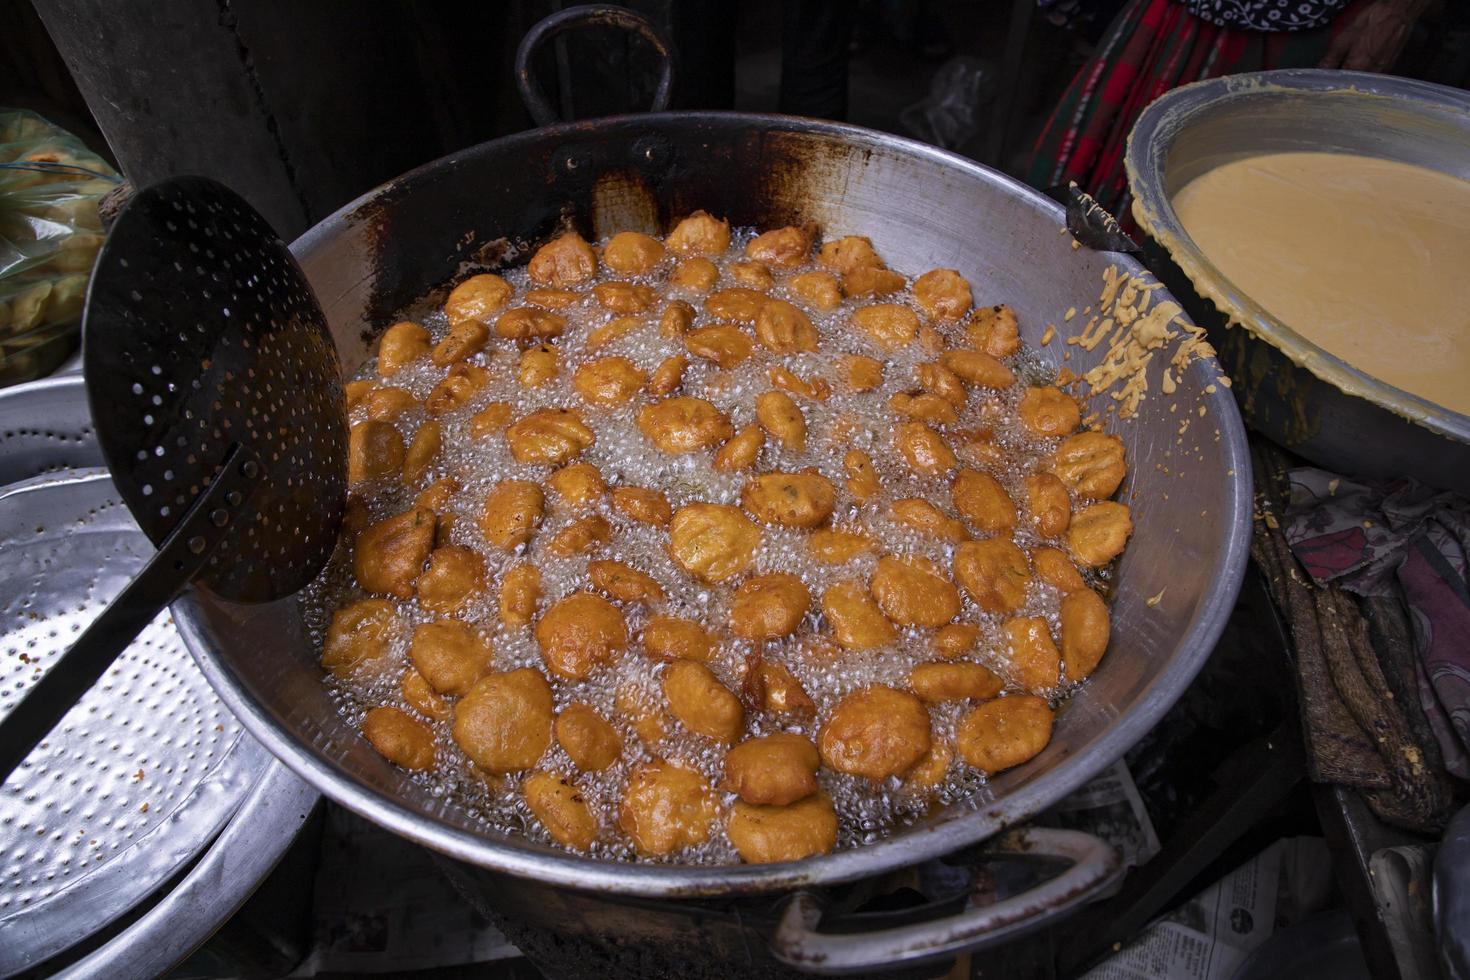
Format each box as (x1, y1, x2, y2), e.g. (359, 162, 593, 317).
(176, 111, 1253, 897)
(1125, 68, 1470, 448)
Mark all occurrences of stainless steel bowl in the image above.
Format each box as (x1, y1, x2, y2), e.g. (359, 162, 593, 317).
(1126, 69, 1470, 489)
(164, 113, 1250, 966)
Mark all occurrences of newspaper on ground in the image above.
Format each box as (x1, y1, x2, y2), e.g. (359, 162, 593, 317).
(1044, 760, 1163, 870)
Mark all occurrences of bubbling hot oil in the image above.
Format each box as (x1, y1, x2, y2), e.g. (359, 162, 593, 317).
(302, 228, 1097, 864)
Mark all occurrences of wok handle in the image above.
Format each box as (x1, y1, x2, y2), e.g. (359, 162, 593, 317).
(769, 828, 1123, 975)
(515, 4, 676, 127)
(0, 444, 262, 783)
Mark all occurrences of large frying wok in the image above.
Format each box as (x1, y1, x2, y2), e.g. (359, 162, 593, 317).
(163, 16, 1251, 972)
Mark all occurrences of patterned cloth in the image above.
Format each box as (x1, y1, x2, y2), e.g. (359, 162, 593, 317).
(1027, 0, 1368, 229)
(1184, 0, 1348, 30)
(1285, 469, 1470, 780)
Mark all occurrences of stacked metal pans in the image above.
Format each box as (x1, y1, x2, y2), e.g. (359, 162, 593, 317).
(0, 373, 318, 977)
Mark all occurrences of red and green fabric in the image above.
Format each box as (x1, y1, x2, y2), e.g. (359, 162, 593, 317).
(1027, 0, 1371, 230)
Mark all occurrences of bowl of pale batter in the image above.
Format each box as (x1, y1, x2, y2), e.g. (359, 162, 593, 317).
(1126, 69, 1470, 489)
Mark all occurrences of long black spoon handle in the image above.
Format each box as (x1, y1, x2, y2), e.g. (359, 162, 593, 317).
(0, 444, 262, 783)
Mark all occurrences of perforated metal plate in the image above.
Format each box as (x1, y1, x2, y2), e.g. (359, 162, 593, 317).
(0, 417, 270, 974)
(82, 176, 347, 602)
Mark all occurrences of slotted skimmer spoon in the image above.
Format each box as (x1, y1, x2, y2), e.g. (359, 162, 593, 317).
(0, 176, 347, 780)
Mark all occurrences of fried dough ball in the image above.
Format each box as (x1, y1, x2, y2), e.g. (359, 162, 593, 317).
(403, 422, 441, 486)
(1018, 386, 1082, 438)
(586, 315, 644, 350)
(822, 580, 896, 650)
(505, 408, 595, 465)
(748, 660, 816, 715)
(742, 471, 836, 528)
(377, 321, 431, 376)
(445, 274, 513, 324)
(730, 573, 811, 640)
(452, 668, 555, 774)
(416, 545, 486, 615)
(904, 739, 955, 790)
(667, 211, 731, 254)
(469, 402, 514, 439)
(1001, 617, 1061, 693)
(746, 225, 813, 268)
(528, 231, 598, 288)
(895, 422, 957, 478)
(789, 270, 842, 312)
(637, 397, 734, 454)
(889, 391, 958, 425)
(523, 771, 599, 850)
(425, 363, 490, 415)
(433, 319, 490, 366)
(616, 684, 670, 746)
(819, 686, 932, 780)
(499, 564, 541, 626)
(952, 469, 1018, 533)
(809, 527, 872, 564)
(723, 733, 820, 805)
(966, 304, 1021, 358)
(756, 390, 806, 451)
(524, 288, 582, 309)
(593, 281, 657, 314)
(548, 462, 605, 510)
(1060, 588, 1110, 682)
(611, 485, 672, 526)
(1050, 431, 1127, 500)
(548, 514, 612, 557)
(322, 599, 399, 678)
(603, 231, 665, 275)
(571, 356, 646, 407)
(365, 385, 418, 421)
(753, 299, 819, 354)
(556, 703, 622, 771)
(768, 366, 831, 403)
(1033, 546, 1088, 594)
(714, 425, 765, 472)
(910, 662, 1004, 703)
(729, 260, 775, 290)
(913, 269, 973, 321)
(636, 357, 681, 400)
(954, 538, 1032, 614)
(348, 420, 405, 485)
(663, 661, 744, 743)
(843, 449, 882, 503)
(870, 555, 961, 626)
(728, 794, 838, 864)
(1025, 472, 1071, 538)
(818, 235, 884, 274)
(851, 303, 920, 350)
(363, 707, 436, 771)
(956, 695, 1053, 774)
(518, 344, 559, 388)
(642, 615, 715, 662)
(842, 267, 907, 299)
(686, 324, 756, 369)
(1066, 501, 1133, 568)
(535, 592, 628, 680)
(479, 480, 544, 550)
(660, 299, 696, 338)
(890, 498, 969, 542)
(589, 559, 665, 604)
(668, 503, 762, 583)
(917, 361, 967, 408)
(355, 507, 436, 598)
(934, 622, 981, 659)
(345, 379, 375, 411)
(409, 620, 491, 696)
(495, 306, 568, 341)
(842, 354, 885, 391)
(402, 668, 450, 722)
(619, 761, 719, 856)
(704, 287, 767, 323)
(671, 256, 719, 292)
(940, 349, 1015, 389)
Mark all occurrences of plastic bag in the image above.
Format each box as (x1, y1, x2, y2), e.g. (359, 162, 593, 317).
(0, 110, 120, 346)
